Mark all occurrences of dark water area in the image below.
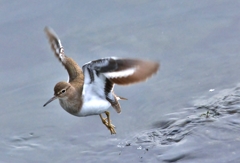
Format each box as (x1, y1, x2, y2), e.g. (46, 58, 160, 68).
(1, 0, 240, 162)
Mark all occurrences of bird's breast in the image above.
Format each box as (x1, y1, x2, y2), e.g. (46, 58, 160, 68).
(58, 96, 111, 117)
(59, 98, 81, 116)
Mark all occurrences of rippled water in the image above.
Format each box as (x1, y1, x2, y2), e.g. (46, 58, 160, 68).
(118, 85, 240, 162)
(1, 1, 240, 162)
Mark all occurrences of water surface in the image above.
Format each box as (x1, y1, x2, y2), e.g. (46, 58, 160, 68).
(1, 0, 240, 162)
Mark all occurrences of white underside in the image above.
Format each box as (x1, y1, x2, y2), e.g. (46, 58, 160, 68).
(77, 95, 111, 117)
(76, 72, 111, 117)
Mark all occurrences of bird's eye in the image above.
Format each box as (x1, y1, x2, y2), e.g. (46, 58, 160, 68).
(61, 89, 66, 93)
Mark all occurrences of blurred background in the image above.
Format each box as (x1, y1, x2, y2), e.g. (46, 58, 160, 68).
(1, 1, 240, 162)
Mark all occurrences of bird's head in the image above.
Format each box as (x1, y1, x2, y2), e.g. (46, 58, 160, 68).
(43, 81, 71, 107)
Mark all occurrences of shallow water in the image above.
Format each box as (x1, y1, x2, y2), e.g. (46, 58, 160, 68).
(1, 0, 240, 162)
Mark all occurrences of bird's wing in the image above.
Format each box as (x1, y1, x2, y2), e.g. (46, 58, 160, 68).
(82, 57, 159, 113)
(82, 57, 159, 85)
(44, 27, 83, 83)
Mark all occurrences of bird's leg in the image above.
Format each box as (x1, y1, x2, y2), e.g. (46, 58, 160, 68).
(99, 111, 116, 134)
(105, 111, 116, 134)
(99, 114, 108, 126)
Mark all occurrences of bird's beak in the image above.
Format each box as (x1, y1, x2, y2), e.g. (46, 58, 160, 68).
(43, 96, 57, 107)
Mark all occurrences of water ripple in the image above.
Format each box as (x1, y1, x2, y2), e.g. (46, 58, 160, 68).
(118, 84, 240, 162)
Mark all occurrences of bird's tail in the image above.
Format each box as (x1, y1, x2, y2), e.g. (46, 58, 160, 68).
(117, 96, 128, 100)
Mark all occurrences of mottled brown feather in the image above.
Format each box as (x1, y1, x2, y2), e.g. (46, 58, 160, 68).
(44, 27, 63, 61)
(109, 59, 159, 85)
(44, 27, 84, 86)
(106, 93, 122, 113)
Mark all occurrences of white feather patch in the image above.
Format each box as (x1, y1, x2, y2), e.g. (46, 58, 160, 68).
(59, 53, 65, 62)
(58, 39, 63, 48)
(104, 67, 136, 78)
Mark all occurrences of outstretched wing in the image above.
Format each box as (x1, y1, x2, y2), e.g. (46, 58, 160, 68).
(82, 57, 159, 113)
(83, 57, 159, 85)
(44, 27, 83, 83)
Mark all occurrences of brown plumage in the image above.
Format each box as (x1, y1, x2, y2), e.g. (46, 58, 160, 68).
(43, 27, 160, 135)
(108, 59, 159, 85)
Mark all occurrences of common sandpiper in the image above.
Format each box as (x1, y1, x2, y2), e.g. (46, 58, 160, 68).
(43, 27, 160, 134)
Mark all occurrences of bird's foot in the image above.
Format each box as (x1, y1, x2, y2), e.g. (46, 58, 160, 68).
(102, 118, 116, 134)
(100, 114, 116, 134)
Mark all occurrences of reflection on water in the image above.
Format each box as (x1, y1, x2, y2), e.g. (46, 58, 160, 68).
(118, 84, 240, 162)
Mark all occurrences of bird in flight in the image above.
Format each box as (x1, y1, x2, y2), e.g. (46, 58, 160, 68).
(43, 27, 160, 134)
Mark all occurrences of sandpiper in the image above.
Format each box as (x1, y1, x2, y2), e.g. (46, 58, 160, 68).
(43, 27, 160, 134)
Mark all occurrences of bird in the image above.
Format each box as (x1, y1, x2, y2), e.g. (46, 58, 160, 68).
(43, 27, 160, 134)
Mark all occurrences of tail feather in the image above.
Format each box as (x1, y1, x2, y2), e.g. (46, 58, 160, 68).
(117, 96, 128, 100)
